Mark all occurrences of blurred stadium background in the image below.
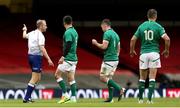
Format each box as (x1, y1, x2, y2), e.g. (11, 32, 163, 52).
(0, 0, 180, 100)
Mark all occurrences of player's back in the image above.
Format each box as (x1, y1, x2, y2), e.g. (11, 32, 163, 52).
(63, 27, 78, 61)
(103, 29, 120, 61)
(135, 20, 165, 54)
(28, 29, 44, 55)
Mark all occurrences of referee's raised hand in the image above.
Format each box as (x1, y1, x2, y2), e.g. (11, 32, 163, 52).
(22, 24, 27, 31)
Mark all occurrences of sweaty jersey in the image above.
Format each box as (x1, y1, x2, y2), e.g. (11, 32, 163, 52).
(103, 29, 120, 61)
(63, 27, 78, 61)
(27, 29, 45, 56)
(134, 20, 166, 54)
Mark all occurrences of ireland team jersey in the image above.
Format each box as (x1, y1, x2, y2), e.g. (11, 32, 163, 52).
(63, 27, 78, 61)
(134, 20, 166, 54)
(103, 29, 120, 61)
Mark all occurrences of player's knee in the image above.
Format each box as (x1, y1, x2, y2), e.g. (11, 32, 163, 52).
(140, 76, 146, 80)
(149, 75, 156, 79)
(35, 78, 40, 84)
(54, 73, 58, 79)
(38, 76, 41, 82)
(100, 76, 107, 83)
(68, 76, 74, 82)
(30, 78, 38, 84)
(54, 72, 61, 79)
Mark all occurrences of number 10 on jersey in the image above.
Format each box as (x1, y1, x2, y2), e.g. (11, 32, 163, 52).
(144, 30, 154, 41)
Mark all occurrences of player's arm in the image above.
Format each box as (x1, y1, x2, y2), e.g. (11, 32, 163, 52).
(63, 41, 72, 57)
(58, 41, 72, 64)
(22, 24, 28, 39)
(117, 42, 120, 56)
(130, 35, 137, 57)
(39, 45, 54, 66)
(92, 39, 109, 50)
(161, 33, 170, 58)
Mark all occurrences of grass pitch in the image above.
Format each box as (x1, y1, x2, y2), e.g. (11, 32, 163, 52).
(0, 98, 180, 108)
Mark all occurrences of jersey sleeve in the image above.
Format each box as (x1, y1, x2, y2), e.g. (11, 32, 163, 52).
(38, 33, 45, 46)
(64, 31, 73, 42)
(26, 31, 33, 39)
(159, 26, 166, 37)
(103, 32, 110, 41)
(134, 26, 140, 38)
(25, 34, 29, 39)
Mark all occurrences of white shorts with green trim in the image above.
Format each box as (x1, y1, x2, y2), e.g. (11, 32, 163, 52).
(139, 52, 161, 69)
(100, 61, 119, 76)
(58, 61, 77, 73)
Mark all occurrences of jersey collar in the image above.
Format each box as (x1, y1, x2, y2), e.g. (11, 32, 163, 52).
(105, 28, 112, 32)
(148, 20, 155, 22)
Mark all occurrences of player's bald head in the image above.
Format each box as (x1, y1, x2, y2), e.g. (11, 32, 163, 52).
(36, 19, 47, 32)
(36, 19, 46, 28)
(147, 9, 157, 19)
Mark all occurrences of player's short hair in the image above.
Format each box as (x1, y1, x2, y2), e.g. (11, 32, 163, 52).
(101, 19, 111, 26)
(147, 9, 157, 19)
(36, 19, 46, 28)
(63, 15, 73, 25)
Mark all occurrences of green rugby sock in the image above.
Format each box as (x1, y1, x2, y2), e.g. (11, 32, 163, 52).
(148, 79, 156, 101)
(57, 78, 67, 93)
(138, 80, 145, 100)
(70, 81, 77, 97)
(107, 79, 121, 91)
(108, 86, 113, 101)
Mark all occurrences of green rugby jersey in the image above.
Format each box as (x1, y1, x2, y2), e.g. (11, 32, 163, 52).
(134, 20, 165, 54)
(103, 29, 120, 61)
(63, 27, 78, 61)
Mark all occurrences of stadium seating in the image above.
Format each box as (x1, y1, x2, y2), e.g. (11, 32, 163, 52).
(0, 28, 102, 74)
(0, 24, 179, 75)
(77, 27, 180, 74)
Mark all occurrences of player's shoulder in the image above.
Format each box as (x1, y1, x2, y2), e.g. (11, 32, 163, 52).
(105, 29, 114, 35)
(65, 29, 74, 37)
(138, 21, 149, 27)
(36, 29, 44, 37)
(154, 21, 164, 28)
(65, 27, 73, 33)
(28, 30, 35, 35)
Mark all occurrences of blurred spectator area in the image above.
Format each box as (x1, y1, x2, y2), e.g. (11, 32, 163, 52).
(0, 0, 32, 13)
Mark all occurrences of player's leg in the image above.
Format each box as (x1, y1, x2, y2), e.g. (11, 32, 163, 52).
(55, 62, 69, 103)
(138, 69, 148, 103)
(55, 68, 68, 96)
(24, 72, 41, 103)
(99, 74, 114, 102)
(147, 68, 157, 103)
(67, 72, 77, 102)
(23, 55, 42, 103)
(147, 52, 161, 103)
(138, 53, 148, 103)
(65, 61, 77, 103)
(107, 72, 124, 102)
(100, 61, 124, 102)
(104, 75, 114, 102)
(100, 63, 114, 102)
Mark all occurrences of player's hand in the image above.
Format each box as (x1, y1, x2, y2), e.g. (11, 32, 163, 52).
(48, 59, 54, 67)
(22, 24, 27, 31)
(92, 39, 97, 45)
(58, 56, 64, 64)
(161, 50, 169, 58)
(130, 50, 137, 57)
